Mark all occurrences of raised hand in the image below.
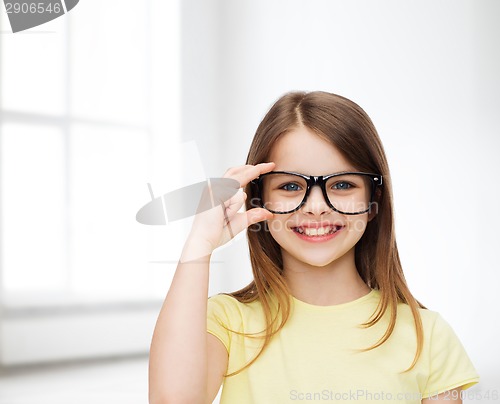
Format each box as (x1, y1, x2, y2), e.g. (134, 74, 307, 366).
(180, 162, 275, 262)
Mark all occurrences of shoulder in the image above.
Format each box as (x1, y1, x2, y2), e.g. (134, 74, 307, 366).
(207, 293, 269, 343)
(416, 308, 466, 347)
(394, 297, 444, 330)
(409, 309, 480, 394)
(417, 307, 442, 331)
(369, 290, 441, 332)
(386, 298, 457, 349)
(208, 293, 260, 309)
(208, 293, 263, 321)
(395, 301, 473, 361)
(384, 289, 475, 350)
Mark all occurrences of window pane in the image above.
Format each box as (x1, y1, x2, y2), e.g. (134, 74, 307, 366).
(1, 124, 66, 291)
(69, 124, 152, 298)
(69, 0, 149, 125)
(0, 15, 66, 115)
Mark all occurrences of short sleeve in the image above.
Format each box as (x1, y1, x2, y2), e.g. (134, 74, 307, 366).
(422, 313, 480, 397)
(207, 294, 234, 353)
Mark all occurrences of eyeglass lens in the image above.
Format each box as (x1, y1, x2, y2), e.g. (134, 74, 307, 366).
(260, 173, 373, 214)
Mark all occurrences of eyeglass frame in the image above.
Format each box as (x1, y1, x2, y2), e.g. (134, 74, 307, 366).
(250, 170, 383, 215)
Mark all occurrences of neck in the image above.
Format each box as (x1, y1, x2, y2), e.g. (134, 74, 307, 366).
(282, 247, 371, 306)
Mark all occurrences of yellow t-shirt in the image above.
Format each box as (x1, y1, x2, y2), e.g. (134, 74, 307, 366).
(207, 289, 479, 403)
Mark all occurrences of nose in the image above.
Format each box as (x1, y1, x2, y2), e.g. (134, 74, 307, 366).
(301, 185, 331, 215)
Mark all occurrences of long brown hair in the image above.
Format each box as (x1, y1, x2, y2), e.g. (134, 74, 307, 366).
(223, 91, 426, 377)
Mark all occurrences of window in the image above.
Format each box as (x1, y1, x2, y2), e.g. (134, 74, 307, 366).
(0, 0, 181, 304)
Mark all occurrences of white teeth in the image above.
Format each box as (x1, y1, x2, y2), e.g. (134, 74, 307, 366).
(294, 226, 339, 236)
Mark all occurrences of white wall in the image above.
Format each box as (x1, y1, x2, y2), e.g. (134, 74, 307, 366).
(181, 0, 500, 394)
(0, 0, 182, 367)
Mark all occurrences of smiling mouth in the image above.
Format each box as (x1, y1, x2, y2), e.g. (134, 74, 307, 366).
(292, 225, 343, 237)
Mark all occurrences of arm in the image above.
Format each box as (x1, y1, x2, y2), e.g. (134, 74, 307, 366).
(422, 387, 462, 404)
(148, 251, 214, 404)
(148, 250, 229, 403)
(207, 333, 229, 402)
(148, 163, 275, 404)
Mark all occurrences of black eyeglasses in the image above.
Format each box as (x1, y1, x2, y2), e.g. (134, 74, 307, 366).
(251, 171, 383, 215)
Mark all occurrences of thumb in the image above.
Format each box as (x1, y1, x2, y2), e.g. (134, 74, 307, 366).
(246, 208, 273, 227)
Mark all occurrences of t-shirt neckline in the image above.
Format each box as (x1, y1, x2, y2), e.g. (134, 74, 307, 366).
(290, 288, 378, 311)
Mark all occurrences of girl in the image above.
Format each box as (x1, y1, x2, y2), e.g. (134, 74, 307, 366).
(148, 91, 480, 404)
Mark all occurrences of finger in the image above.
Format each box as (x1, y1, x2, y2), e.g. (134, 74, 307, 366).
(224, 162, 273, 176)
(224, 208, 273, 238)
(246, 208, 274, 226)
(223, 162, 275, 189)
(220, 189, 246, 217)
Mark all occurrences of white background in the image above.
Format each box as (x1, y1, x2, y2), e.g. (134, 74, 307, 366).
(0, 0, 498, 402)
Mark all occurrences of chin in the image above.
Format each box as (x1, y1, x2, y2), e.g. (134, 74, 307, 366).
(290, 251, 346, 268)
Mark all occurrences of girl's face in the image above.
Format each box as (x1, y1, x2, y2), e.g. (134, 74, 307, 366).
(265, 126, 372, 269)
